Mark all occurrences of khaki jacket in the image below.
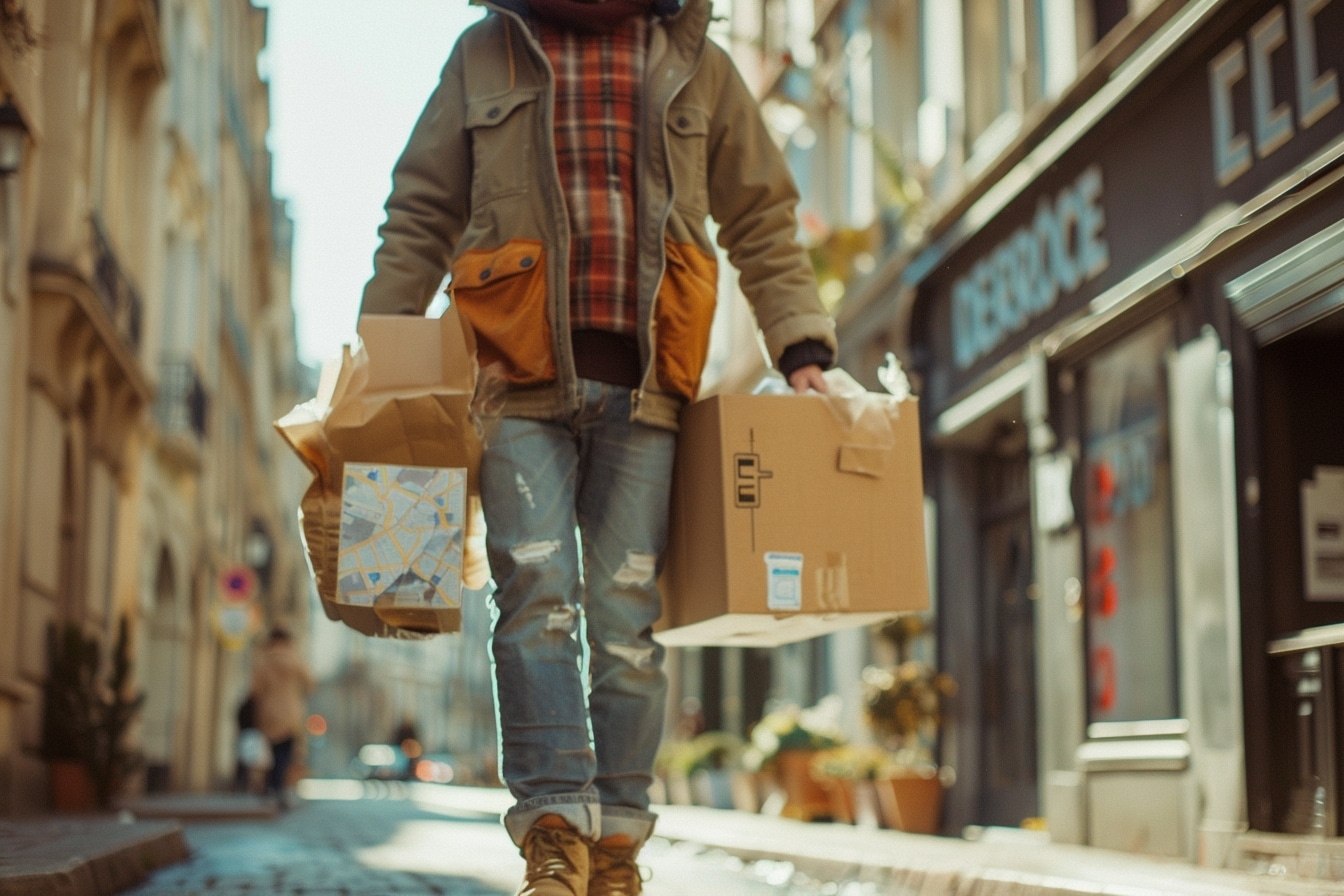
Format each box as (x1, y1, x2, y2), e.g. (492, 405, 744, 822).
(360, 0, 836, 430)
(250, 641, 315, 743)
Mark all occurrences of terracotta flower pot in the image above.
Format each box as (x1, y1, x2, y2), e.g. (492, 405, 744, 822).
(774, 749, 832, 821)
(820, 778, 857, 824)
(48, 760, 98, 812)
(874, 770, 943, 833)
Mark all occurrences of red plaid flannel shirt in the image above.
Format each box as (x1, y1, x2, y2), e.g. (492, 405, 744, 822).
(539, 16, 648, 337)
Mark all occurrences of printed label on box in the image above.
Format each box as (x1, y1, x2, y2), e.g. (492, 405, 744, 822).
(764, 552, 804, 612)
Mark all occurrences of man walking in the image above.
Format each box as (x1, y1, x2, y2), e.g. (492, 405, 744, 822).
(360, 0, 835, 890)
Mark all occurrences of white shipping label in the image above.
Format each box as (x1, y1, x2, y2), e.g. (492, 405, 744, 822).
(764, 552, 804, 612)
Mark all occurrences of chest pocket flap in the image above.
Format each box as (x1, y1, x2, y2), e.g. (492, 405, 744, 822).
(466, 90, 542, 204)
(667, 106, 710, 137)
(667, 106, 711, 212)
(466, 90, 540, 129)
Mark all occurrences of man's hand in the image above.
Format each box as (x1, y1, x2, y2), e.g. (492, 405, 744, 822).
(788, 364, 828, 394)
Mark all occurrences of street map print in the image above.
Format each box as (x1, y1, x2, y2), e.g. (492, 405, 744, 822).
(337, 463, 466, 611)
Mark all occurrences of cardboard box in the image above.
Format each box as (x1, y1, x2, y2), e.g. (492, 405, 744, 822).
(658, 390, 928, 647)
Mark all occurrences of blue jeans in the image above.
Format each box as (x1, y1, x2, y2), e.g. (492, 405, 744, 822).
(480, 379, 673, 846)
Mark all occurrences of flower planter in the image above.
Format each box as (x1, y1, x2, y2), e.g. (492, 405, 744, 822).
(774, 748, 832, 821)
(820, 778, 857, 824)
(874, 770, 943, 834)
(48, 760, 98, 812)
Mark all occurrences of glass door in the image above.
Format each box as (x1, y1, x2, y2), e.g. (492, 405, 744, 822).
(978, 424, 1040, 825)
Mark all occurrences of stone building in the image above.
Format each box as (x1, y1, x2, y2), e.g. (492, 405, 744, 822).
(0, 0, 305, 812)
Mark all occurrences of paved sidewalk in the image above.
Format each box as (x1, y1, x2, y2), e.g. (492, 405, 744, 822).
(0, 794, 271, 896)
(0, 816, 187, 896)
(1, 784, 1341, 896)
(415, 785, 1342, 896)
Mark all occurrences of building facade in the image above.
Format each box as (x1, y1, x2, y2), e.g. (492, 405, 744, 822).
(829, 0, 1343, 866)
(0, 0, 306, 813)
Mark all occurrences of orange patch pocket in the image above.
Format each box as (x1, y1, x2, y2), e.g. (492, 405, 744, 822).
(655, 239, 719, 401)
(451, 240, 556, 386)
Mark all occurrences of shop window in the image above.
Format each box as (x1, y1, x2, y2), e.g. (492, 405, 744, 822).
(1079, 318, 1179, 723)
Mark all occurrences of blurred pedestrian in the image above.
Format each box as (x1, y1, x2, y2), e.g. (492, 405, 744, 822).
(392, 716, 421, 752)
(234, 693, 271, 794)
(249, 625, 315, 807)
(360, 0, 834, 889)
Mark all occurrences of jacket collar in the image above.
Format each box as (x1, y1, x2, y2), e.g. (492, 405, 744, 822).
(475, 0, 710, 48)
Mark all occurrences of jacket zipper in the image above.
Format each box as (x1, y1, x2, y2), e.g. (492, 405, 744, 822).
(636, 27, 707, 415)
(488, 3, 580, 409)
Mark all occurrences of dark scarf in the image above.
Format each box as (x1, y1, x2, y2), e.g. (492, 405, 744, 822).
(527, 0, 674, 34)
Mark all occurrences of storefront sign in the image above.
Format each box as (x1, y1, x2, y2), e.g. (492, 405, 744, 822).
(951, 166, 1109, 370)
(920, 0, 1342, 405)
(1209, 0, 1340, 186)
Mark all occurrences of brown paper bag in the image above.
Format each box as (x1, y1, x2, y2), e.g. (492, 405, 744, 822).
(275, 306, 486, 638)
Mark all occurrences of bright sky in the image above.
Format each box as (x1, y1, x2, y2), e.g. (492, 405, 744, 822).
(259, 1, 484, 366)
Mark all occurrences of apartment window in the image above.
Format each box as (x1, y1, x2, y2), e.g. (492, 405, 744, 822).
(1093, 0, 1129, 41)
(961, 0, 1046, 167)
(1078, 318, 1179, 724)
(963, 0, 1010, 148)
(812, 5, 877, 229)
(845, 26, 876, 227)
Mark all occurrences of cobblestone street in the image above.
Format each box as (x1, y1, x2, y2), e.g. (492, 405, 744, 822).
(118, 783, 844, 896)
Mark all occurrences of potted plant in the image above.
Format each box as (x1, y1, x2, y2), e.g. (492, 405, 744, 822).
(744, 697, 846, 821)
(654, 729, 748, 809)
(861, 661, 956, 833)
(42, 616, 145, 810)
(808, 744, 890, 824)
(685, 731, 746, 809)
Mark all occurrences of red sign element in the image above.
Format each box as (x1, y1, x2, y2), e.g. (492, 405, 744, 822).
(1091, 645, 1117, 713)
(1092, 545, 1119, 618)
(220, 566, 257, 602)
(1093, 459, 1116, 523)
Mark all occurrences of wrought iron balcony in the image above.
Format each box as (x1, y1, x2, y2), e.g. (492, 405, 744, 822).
(154, 359, 210, 442)
(90, 213, 144, 351)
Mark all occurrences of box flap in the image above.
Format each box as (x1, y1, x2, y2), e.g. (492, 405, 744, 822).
(357, 306, 476, 394)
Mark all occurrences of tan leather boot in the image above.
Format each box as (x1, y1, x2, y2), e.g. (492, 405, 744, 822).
(587, 837, 646, 895)
(514, 818, 590, 896)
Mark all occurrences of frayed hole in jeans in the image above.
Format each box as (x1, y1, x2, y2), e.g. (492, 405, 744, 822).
(510, 540, 561, 565)
(546, 605, 579, 632)
(604, 642, 656, 670)
(612, 551, 657, 586)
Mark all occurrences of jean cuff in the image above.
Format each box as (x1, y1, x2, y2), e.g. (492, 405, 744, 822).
(503, 794, 600, 846)
(599, 805, 657, 845)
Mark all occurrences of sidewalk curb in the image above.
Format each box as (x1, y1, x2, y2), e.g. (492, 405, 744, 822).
(650, 808, 1336, 896)
(402, 783, 1338, 896)
(0, 819, 188, 896)
(118, 793, 279, 822)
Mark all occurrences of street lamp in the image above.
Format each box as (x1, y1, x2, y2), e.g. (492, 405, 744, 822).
(0, 100, 27, 176)
(245, 528, 273, 570)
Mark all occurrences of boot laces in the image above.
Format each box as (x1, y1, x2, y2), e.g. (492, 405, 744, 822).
(522, 825, 586, 883)
(589, 842, 650, 895)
